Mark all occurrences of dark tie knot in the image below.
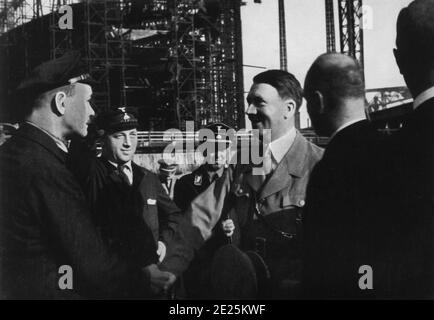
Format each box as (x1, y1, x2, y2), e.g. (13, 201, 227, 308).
(117, 164, 131, 186)
(117, 164, 127, 173)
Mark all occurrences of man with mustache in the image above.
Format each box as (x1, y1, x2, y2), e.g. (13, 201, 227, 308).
(161, 70, 323, 299)
(0, 52, 155, 299)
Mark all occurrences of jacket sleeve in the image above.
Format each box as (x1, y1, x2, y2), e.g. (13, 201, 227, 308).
(159, 166, 233, 276)
(153, 174, 184, 245)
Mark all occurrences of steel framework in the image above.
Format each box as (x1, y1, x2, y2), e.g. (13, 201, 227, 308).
(1, 0, 244, 129)
(338, 0, 364, 67)
(325, 0, 336, 52)
(168, 0, 244, 129)
(278, 0, 287, 71)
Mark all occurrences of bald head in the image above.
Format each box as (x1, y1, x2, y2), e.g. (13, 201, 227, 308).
(304, 53, 366, 136)
(304, 53, 365, 107)
(395, 0, 434, 96)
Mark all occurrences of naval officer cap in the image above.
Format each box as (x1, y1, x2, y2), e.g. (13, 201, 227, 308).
(97, 107, 139, 134)
(158, 159, 178, 173)
(16, 50, 96, 97)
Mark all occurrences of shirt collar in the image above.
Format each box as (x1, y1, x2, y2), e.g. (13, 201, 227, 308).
(330, 118, 366, 142)
(268, 127, 296, 165)
(25, 121, 69, 153)
(207, 165, 225, 182)
(109, 160, 132, 172)
(413, 86, 434, 110)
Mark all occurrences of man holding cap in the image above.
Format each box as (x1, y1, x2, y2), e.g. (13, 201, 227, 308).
(69, 107, 182, 296)
(0, 52, 156, 299)
(173, 122, 236, 298)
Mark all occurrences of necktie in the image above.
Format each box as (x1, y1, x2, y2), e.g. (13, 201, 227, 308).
(117, 164, 132, 186)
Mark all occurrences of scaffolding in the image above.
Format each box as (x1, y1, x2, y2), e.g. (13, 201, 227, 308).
(0, 0, 244, 129)
(278, 0, 287, 71)
(325, 0, 336, 53)
(50, 0, 76, 59)
(338, 0, 364, 68)
(168, 0, 244, 129)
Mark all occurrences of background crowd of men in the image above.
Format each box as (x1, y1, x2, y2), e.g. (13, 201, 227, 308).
(0, 0, 433, 300)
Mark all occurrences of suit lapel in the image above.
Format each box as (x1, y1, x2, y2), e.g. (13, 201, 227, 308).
(259, 158, 292, 200)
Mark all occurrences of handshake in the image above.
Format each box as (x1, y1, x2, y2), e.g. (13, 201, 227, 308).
(142, 219, 236, 297)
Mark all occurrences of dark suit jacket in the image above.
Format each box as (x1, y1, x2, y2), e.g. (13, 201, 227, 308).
(68, 140, 182, 270)
(303, 120, 384, 299)
(0, 123, 149, 299)
(377, 97, 434, 298)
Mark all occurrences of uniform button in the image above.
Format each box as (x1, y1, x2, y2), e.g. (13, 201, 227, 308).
(299, 199, 305, 207)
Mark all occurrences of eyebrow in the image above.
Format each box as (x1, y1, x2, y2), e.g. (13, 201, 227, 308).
(246, 95, 264, 104)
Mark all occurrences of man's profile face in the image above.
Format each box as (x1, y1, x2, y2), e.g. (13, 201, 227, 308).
(63, 83, 94, 137)
(104, 128, 138, 164)
(246, 83, 291, 136)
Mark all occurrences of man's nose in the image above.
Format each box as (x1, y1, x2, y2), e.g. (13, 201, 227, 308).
(246, 104, 257, 115)
(88, 104, 95, 117)
(123, 136, 132, 147)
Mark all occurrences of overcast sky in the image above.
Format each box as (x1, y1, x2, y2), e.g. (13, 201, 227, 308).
(240, 0, 413, 128)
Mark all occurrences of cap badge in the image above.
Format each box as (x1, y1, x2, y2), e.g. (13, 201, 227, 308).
(194, 174, 203, 186)
(68, 73, 90, 84)
(216, 125, 222, 140)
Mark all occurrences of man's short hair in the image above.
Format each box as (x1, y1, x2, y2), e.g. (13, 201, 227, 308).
(253, 70, 303, 110)
(396, 0, 434, 68)
(304, 54, 365, 107)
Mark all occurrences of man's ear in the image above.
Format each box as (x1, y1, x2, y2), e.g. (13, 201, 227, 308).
(53, 91, 67, 115)
(314, 90, 326, 114)
(285, 98, 297, 117)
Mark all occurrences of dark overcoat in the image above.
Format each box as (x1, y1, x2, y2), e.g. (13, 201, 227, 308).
(0, 123, 149, 299)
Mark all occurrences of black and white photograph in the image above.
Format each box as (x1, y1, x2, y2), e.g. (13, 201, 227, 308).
(0, 0, 433, 305)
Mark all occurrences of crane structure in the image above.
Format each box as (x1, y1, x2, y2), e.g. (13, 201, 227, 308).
(324, 0, 364, 68)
